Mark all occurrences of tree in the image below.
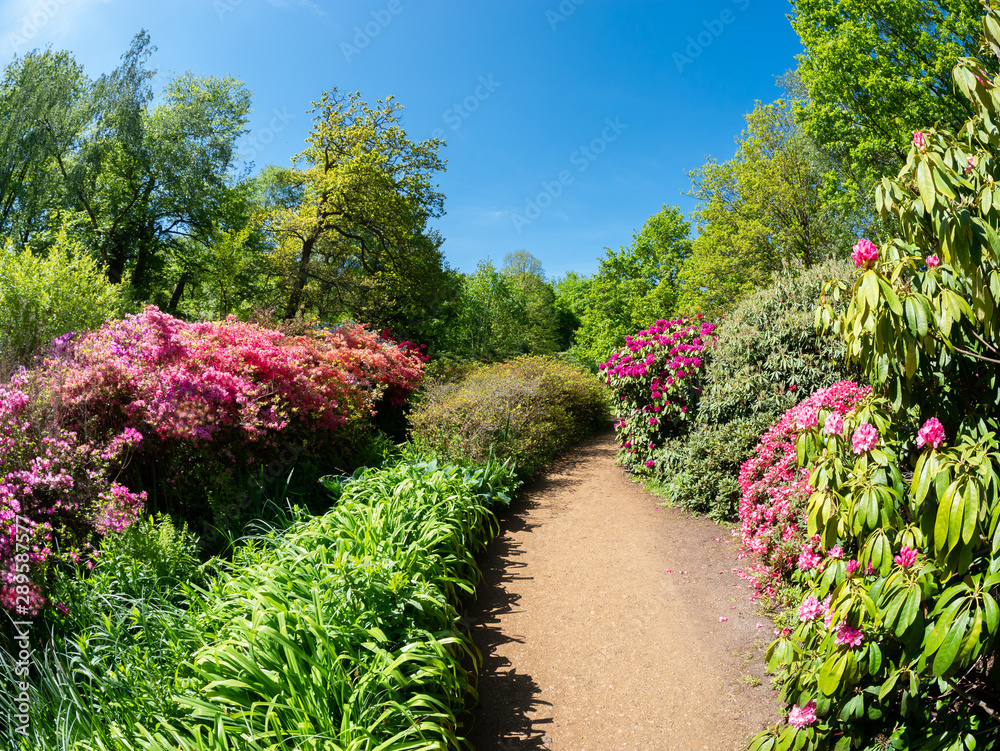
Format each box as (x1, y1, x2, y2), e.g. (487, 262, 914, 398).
(267, 88, 449, 342)
(552, 271, 590, 351)
(573, 204, 692, 367)
(501, 250, 560, 354)
(447, 259, 529, 359)
(679, 100, 854, 313)
(790, 0, 981, 203)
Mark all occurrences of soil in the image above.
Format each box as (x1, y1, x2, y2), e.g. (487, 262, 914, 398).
(467, 429, 783, 750)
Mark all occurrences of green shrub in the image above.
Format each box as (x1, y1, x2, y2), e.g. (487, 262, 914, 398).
(657, 257, 856, 520)
(409, 355, 609, 478)
(0, 228, 123, 366)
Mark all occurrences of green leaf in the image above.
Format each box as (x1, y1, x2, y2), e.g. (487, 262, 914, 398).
(819, 652, 848, 695)
(878, 277, 903, 315)
(916, 160, 937, 213)
(897, 587, 923, 636)
(932, 612, 969, 675)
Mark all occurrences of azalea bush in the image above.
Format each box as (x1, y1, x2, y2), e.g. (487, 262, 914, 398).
(410, 355, 608, 478)
(737, 380, 870, 604)
(45, 307, 424, 528)
(658, 259, 855, 519)
(0, 373, 144, 617)
(599, 316, 715, 473)
(754, 14, 1000, 748)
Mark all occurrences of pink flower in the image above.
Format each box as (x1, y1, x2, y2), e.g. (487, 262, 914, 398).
(894, 546, 918, 568)
(913, 131, 926, 149)
(851, 423, 879, 454)
(795, 407, 819, 430)
(719, 616, 728, 622)
(835, 623, 864, 647)
(798, 549, 823, 571)
(926, 254, 940, 268)
(827, 546, 843, 559)
(823, 413, 844, 436)
(798, 595, 824, 621)
(846, 560, 859, 576)
(644, 459, 655, 469)
(966, 156, 975, 174)
(788, 700, 817, 729)
(851, 239, 879, 269)
(916, 417, 945, 449)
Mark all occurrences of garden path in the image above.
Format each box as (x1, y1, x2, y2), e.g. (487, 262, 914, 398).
(467, 429, 782, 750)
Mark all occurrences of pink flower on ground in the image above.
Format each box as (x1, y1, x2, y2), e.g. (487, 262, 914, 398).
(926, 254, 940, 268)
(916, 418, 946, 449)
(913, 131, 926, 149)
(835, 623, 864, 647)
(798, 595, 824, 621)
(719, 616, 728, 622)
(788, 701, 817, 729)
(894, 546, 918, 568)
(823, 412, 844, 436)
(851, 423, 879, 454)
(851, 239, 879, 268)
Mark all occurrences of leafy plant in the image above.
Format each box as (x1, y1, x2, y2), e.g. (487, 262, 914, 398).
(410, 355, 608, 478)
(599, 315, 715, 474)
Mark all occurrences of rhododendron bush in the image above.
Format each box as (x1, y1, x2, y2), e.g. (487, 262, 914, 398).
(752, 14, 1000, 749)
(599, 316, 715, 473)
(0, 308, 424, 613)
(737, 381, 870, 603)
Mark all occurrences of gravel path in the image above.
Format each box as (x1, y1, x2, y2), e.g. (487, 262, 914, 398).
(467, 430, 782, 750)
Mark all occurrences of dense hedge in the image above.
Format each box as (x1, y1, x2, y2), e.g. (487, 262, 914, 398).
(656, 258, 857, 520)
(409, 355, 609, 478)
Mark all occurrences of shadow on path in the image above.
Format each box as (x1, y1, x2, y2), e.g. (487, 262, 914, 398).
(468, 496, 552, 749)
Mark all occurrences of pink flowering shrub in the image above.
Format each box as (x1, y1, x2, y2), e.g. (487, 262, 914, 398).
(736, 381, 870, 602)
(0, 374, 145, 615)
(599, 316, 716, 473)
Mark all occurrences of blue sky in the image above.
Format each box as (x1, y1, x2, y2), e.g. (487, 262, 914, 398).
(0, 0, 803, 278)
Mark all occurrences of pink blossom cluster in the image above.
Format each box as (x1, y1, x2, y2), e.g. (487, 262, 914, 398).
(737, 381, 871, 600)
(599, 316, 716, 473)
(916, 417, 946, 449)
(53, 308, 425, 445)
(851, 238, 879, 269)
(788, 700, 817, 729)
(0, 378, 147, 615)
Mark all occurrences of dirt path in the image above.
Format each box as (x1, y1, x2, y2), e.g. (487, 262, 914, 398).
(467, 430, 782, 750)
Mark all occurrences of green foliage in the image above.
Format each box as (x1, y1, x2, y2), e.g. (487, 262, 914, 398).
(410, 356, 609, 478)
(573, 204, 692, 367)
(757, 17, 1000, 747)
(444, 258, 531, 359)
(680, 101, 855, 315)
(658, 258, 856, 520)
(790, 0, 980, 210)
(0, 226, 123, 365)
(268, 88, 450, 345)
(2, 454, 519, 750)
(501, 250, 561, 354)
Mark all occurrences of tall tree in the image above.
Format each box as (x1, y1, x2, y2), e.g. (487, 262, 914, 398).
(268, 88, 448, 339)
(790, 0, 981, 198)
(501, 250, 560, 354)
(679, 100, 854, 313)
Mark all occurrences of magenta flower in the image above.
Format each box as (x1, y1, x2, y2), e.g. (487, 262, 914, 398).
(894, 546, 918, 568)
(797, 549, 823, 571)
(846, 560, 860, 576)
(916, 417, 945, 449)
(835, 623, 864, 647)
(926, 254, 940, 268)
(827, 546, 843, 559)
(851, 423, 879, 454)
(798, 595, 824, 621)
(823, 413, 844, 436)
(851, 239, 879, 269)
(788, 700, 817, 729)
(966, 156, 975, 174)
(913, 131, 926, 149)
(644, 459, 655, 469)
